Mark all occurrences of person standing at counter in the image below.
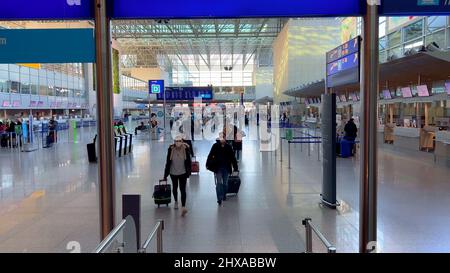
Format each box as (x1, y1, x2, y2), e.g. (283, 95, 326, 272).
(344, 118, 358, 142)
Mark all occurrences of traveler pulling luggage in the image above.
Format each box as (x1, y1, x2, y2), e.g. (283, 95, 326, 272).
(153, 179, 172, 207)
(206, 132, 239, 206)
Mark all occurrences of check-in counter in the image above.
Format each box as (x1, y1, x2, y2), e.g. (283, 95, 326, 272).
(384, 123, 395, 144)
(419, 126, 437, 151)
(435, 131, 450, 167)
(393, 127, 420, 151)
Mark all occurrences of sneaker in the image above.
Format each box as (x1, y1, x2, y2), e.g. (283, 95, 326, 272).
(174, 202, 179, 209)
(181, 207, 188, 216)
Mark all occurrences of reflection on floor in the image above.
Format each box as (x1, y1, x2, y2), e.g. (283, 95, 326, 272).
(0, 126, 449, 253)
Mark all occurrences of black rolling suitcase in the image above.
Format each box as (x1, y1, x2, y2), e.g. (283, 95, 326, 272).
(87, 135, 97, 163)
(227, 173, 241, 195)
(153, 179, 171, 207)
(87, 143, 97, 163)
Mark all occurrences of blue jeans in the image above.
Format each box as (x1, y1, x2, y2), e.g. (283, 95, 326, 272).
(215, 168, 230, 202)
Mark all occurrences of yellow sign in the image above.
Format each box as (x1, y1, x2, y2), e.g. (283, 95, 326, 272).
(18, 63, 41, 69)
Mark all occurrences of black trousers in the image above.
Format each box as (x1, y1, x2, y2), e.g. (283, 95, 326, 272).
(170, 174, 188, 207)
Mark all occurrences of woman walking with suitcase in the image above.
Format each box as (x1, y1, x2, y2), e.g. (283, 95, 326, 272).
(163, 136, 192, 216)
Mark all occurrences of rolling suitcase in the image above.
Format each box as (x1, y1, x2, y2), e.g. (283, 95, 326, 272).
(227, 173, 241, 195)
(340, 139, 353, 158)
(153, 179, 171, 207)
(191, 156, 200, 174)
(87, 142, 97, 163)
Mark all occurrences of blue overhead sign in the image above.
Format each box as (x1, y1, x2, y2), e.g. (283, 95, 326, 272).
(149, 80, 164, 94)
(0, 0, 94, 20)
(157, 87, 213, 101)
(326, 36, 361, 88)
(326, 37, 360, 64)
(112, 0, 363, 19)
(0, 29, 95, 63)
(2, 0, 450, 21)
(327, 52, 359, 76)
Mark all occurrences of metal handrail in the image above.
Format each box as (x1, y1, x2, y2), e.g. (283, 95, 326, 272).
(93, 219, 127, 253)
(139, 219, 164, 253)
(302, 218, 336, 253)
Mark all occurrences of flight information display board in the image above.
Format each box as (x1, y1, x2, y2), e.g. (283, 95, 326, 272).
(326, 36, 361, 88)
(326, 37, 360, 64)
(156, 87, 213, 101)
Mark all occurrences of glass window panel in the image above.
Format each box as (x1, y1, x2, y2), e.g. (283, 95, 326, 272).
(404, 38, 423, 51)
(39, 84, 48, 96)
(379, 36, 387, 50)
(403, 19, 423, 42)
(21, 72, 30, 94)
(8, 64, 19, 73)
(30, 76, 38, 95)
(62, 74, 68, 88)
(30, 68, 38, 76)
(0, 64, 8, 71)
(388, 29, 401, 48)
(426, 30, 445, 49)
(427, 16, 446, 34)
(388, 46, 402, 58)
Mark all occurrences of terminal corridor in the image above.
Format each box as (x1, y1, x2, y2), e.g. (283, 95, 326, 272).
(1, 127, 449, 253)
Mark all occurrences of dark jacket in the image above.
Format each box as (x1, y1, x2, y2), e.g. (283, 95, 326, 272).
(164, 144, 192, 179)
(206, 141, 239, 174)
(344, 121, 358, 139)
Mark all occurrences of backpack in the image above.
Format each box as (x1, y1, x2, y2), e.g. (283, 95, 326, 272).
(206, 153, 217, 172)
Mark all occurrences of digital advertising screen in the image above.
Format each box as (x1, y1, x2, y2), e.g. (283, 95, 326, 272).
(401, 87, 413, 98)
(445, 82, 450, 95)
(340, 95, 347, 102)
(416, 85, 430, 97)
(383, 90, 392, 99)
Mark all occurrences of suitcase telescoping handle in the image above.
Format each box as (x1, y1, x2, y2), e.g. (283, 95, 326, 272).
(159, 179, 168, 185)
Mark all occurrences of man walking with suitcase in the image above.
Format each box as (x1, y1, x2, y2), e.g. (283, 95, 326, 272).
(206, 132, 239, 207)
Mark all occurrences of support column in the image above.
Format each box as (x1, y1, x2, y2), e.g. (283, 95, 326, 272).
(94, 0, 116, 240)
(360, 2, 379, 253)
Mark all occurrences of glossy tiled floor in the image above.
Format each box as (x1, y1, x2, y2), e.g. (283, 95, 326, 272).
(0, 125, 449, 253)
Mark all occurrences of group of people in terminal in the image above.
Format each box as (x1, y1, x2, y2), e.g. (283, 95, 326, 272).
(0, 119, 22, 148)
(162, 116, 244, 216)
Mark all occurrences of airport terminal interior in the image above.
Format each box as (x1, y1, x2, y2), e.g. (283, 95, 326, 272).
(1, 15, 450, 253)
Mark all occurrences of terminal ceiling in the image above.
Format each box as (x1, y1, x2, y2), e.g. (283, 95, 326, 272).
(112, 19, 287, 71)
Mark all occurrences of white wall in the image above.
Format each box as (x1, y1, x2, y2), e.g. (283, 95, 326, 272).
(128, 68, 165, 82)
(255, 66, 274, 100)
(272, 18, 342, 104)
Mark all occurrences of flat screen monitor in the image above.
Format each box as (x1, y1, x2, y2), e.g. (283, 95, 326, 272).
(382, 90, 392, 99)
(351, 93, 358, 101)
(2, 100, 10, 107)
(416, 85, 429, 97)
(401, 87, 413, 98)
(445, 82, 450, 95)
(305, 99, 309, 106)
(336, 96, 341, 103)
(340, 95, 347, 102)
